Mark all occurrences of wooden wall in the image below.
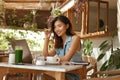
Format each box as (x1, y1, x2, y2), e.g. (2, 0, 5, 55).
(5, 9, 51, 29)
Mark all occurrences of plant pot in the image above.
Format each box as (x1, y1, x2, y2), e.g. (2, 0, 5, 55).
(82, 56, 96, 65)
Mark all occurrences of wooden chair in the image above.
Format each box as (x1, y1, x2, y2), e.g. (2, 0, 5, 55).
(84, 76, 120, 80)
(83, 69, 120, 80)
(82, 56, 97, 79)
(40, 73, 55, 80)
(82, 56, 120, 80)
(4, 39, 33, 80)
(5, 73, 32, 80)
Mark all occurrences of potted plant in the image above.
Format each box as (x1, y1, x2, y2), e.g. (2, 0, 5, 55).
(82, 39, 93, 62)
(97, 39, 120, 71)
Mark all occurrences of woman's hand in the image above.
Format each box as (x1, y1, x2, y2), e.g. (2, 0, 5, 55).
(44, 28, 52, 39)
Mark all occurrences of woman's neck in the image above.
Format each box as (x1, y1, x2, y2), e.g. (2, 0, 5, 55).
(62, 34, 67, 45)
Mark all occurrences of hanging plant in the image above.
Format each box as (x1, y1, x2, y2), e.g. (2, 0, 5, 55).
(47, 7, 62, 27)
(74, 0, 86, 18)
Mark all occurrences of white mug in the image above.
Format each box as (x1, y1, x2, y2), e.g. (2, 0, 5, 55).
(46, 56, 60, 63)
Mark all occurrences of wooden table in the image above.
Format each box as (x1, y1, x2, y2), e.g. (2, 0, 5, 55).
(0, 62, 87, 80)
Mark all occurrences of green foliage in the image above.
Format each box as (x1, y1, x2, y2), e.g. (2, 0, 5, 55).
(6, 10, 18, 27)
(97, 53, 106, 62)
(6, 9, 39, 28)
(82, 39, 93, 56)
(0, 29, 44, 51)
(17, 13, 33, 27)
(99, 60, 108, 71)
(97, 40, 120, 71)
(97, 40, 111, 61)
(31, 22, 38, 31)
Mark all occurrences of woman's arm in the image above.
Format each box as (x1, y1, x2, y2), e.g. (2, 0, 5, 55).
(59, 35, 81, 62)
(43, 38, 50, 57)
(42, 29, 56, 57)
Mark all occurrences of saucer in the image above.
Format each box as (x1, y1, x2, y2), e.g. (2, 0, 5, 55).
(14, 63, 24, 65)
(46, 62, 60, 65)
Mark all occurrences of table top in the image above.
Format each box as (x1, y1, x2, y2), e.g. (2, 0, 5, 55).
(0, 62, 83, 72)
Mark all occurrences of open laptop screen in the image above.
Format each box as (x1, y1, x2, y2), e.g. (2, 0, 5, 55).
(10, 39, 32, 63)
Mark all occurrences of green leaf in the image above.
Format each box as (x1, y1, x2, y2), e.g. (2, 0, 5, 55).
(116, 63, 120, 69)
(100, 61, 108, 71)
(97, 53, 105, 61)
(82, 39, 93, 56)
(99, 40, 108, 48)
(108, 55, 113, 63)
(99, 42, 109, 51)
(107, 63, 116, 70)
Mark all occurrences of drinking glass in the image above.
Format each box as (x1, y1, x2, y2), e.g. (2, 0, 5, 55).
(15, 46, 23, 64)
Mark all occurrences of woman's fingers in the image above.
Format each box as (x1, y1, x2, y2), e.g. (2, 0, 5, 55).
(44, 28, 51, 33)
(44, 28, 52, 39)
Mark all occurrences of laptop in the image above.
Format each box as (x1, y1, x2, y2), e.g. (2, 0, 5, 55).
(10, 39, 33, 63)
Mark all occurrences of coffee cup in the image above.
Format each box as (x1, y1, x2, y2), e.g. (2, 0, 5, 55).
(46, 56, 60, 63)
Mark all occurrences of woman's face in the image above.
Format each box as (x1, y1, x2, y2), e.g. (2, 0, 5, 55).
(54, 20, 68, 37)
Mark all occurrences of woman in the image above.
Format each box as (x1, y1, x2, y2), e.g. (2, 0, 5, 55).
(43, 15, 82, 80)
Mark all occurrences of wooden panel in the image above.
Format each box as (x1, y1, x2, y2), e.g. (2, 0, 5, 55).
(3, 0, 65, 3)
(3, 0, 40, 3)
(0, 56, 8, 62)
(4, 3, 42, 9)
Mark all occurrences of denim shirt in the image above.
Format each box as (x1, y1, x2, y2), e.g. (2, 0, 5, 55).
(55, 35, 82, 62)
